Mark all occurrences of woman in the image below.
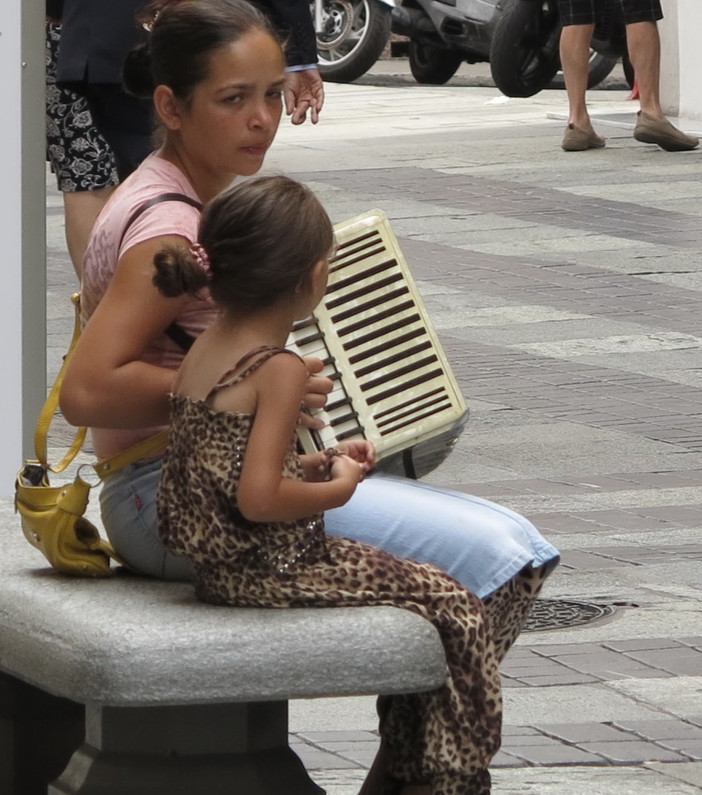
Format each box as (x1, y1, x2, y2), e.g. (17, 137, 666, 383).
(45, 10, 119, 276)
(60, 0, 558, 673)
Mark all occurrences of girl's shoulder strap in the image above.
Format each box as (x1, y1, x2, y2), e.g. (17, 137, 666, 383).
(206, 345, 303, 401)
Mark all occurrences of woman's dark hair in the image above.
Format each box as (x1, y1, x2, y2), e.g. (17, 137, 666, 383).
(123, 0, 280, 102)
(153, 176, 335, 313)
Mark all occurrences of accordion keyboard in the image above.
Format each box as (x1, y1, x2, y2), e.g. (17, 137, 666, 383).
(290, 210, 468, 476)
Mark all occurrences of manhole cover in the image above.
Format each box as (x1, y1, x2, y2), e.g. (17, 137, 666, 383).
(522, 598, 615, 632)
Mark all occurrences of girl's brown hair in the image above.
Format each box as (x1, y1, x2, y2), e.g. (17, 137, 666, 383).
(153, 176, 334, 312)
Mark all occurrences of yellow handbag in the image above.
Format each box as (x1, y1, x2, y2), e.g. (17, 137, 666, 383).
(15, 293, 167, 577)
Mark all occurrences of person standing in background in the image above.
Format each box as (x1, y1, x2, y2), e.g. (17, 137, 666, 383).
(54, 0, 324, 180)
(559, 0, 698, 152)
(45, 3, 119, 275)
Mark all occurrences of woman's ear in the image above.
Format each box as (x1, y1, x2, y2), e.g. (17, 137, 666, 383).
(153, 84, 182, 131)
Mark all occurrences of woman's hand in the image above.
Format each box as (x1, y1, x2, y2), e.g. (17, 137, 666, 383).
(284, 67, 325, 125)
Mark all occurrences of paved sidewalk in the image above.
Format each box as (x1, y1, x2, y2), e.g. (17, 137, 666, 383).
(41, 61, 702, 792)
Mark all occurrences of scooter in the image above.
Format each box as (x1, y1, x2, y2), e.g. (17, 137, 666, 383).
(390, 0, 624, 92)
(313, 0, 395, 83)
(489, 0, 628, 97)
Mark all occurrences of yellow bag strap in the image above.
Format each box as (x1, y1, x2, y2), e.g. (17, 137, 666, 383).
(35, 293, 169, 478)
(35, 293, 86, 472)
(93, 429, 169, 479)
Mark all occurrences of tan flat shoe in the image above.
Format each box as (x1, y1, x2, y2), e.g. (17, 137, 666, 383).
(633, 111, 699, 152)
(562, 124, 606, 152)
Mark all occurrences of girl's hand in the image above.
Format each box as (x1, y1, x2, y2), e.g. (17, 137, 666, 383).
(329, 453, 365, 485)
(336, 440, 376, 474)
(298, 357, 332, 430)
(299, 451, 330, 483)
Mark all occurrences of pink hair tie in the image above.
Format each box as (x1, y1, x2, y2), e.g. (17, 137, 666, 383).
(190, 243, 211, 275)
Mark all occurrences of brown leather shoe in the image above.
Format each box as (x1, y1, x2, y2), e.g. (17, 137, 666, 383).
(633, 111, 699, 152)
(562, 124, 606, 152)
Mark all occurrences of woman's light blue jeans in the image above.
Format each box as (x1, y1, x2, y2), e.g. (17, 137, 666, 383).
(100, 457, 559, 598)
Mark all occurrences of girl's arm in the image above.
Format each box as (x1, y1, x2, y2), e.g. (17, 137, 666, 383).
(59, 236, 192, 429)
(236, 354, 363, 523)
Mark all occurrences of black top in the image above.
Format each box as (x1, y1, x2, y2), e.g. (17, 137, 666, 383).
(55, 0, 317, 87)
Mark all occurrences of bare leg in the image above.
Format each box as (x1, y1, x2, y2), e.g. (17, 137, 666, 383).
(625, 21, 662, 118)
(559, 23, 596, 130)
(627, 21, 698, 151)
(558, 24, 606, 150)
(62, 185, 117, 279)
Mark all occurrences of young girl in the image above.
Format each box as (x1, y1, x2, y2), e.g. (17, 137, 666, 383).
(153, 174, 502, 795)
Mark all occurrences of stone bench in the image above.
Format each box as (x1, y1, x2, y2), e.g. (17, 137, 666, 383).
(0, 518, 446, 794)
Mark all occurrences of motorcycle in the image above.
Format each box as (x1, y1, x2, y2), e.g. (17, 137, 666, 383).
(313, 0, 395, 83)
(389, 0, 624, 92)
(489, 0, 628, 97)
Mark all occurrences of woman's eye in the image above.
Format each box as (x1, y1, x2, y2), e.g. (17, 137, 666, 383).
(223, 94, 243, 104)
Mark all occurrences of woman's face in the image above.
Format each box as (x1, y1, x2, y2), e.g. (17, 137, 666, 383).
(177, 29, 286, 178)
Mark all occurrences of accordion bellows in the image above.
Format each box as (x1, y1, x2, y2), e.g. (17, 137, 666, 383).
(291, 210, 468, 479)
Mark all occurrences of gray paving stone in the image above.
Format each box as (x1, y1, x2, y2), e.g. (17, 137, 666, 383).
(535, 722, 635, 743)
(625, 648, 702, 676)
(614, 719, 702, 741)
(505, 743, 606, 766)
(495, 763, 702, 794)
(664, 742, 702, 761)
(579, 741, 689, 764)
(604, 639, 689, 652)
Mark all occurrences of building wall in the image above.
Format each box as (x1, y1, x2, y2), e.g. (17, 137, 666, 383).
(676, 0, 702, 119)
(0, 0, 46, 494)
(658, 2, 679, 116)
(659, 0, 702, 120)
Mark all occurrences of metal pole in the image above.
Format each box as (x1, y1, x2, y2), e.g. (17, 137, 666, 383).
(0, 0, 46, 494)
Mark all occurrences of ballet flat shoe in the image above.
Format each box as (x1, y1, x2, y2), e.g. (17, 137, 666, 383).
(633, 111, 699, 152)
(562, 124, 606, 151)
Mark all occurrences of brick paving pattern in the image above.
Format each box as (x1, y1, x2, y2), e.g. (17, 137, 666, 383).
(282, 89, 702, 782)
(41, 70, 702, 790)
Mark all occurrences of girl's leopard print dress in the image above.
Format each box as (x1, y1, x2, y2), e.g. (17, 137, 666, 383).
(158, 347, 502, 794)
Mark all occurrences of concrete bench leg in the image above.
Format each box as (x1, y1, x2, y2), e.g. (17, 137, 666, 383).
(49, 701, 325, 795)
(0, 672, 84, 795)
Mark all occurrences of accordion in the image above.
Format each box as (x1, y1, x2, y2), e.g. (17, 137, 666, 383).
(290, 210, 468, 479)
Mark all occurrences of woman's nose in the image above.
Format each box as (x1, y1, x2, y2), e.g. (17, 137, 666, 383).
(248, 100, 274, 129)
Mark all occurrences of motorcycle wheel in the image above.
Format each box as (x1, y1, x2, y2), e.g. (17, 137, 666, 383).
(408, 41, 463, 85)
(489, 0, 561, 98)
(549, 50, 618, 90)
(315, 0, 392, 83)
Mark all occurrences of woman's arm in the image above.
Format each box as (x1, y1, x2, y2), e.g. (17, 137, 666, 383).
(59, 235, 191, 429)
(235, 355, 363, 522)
